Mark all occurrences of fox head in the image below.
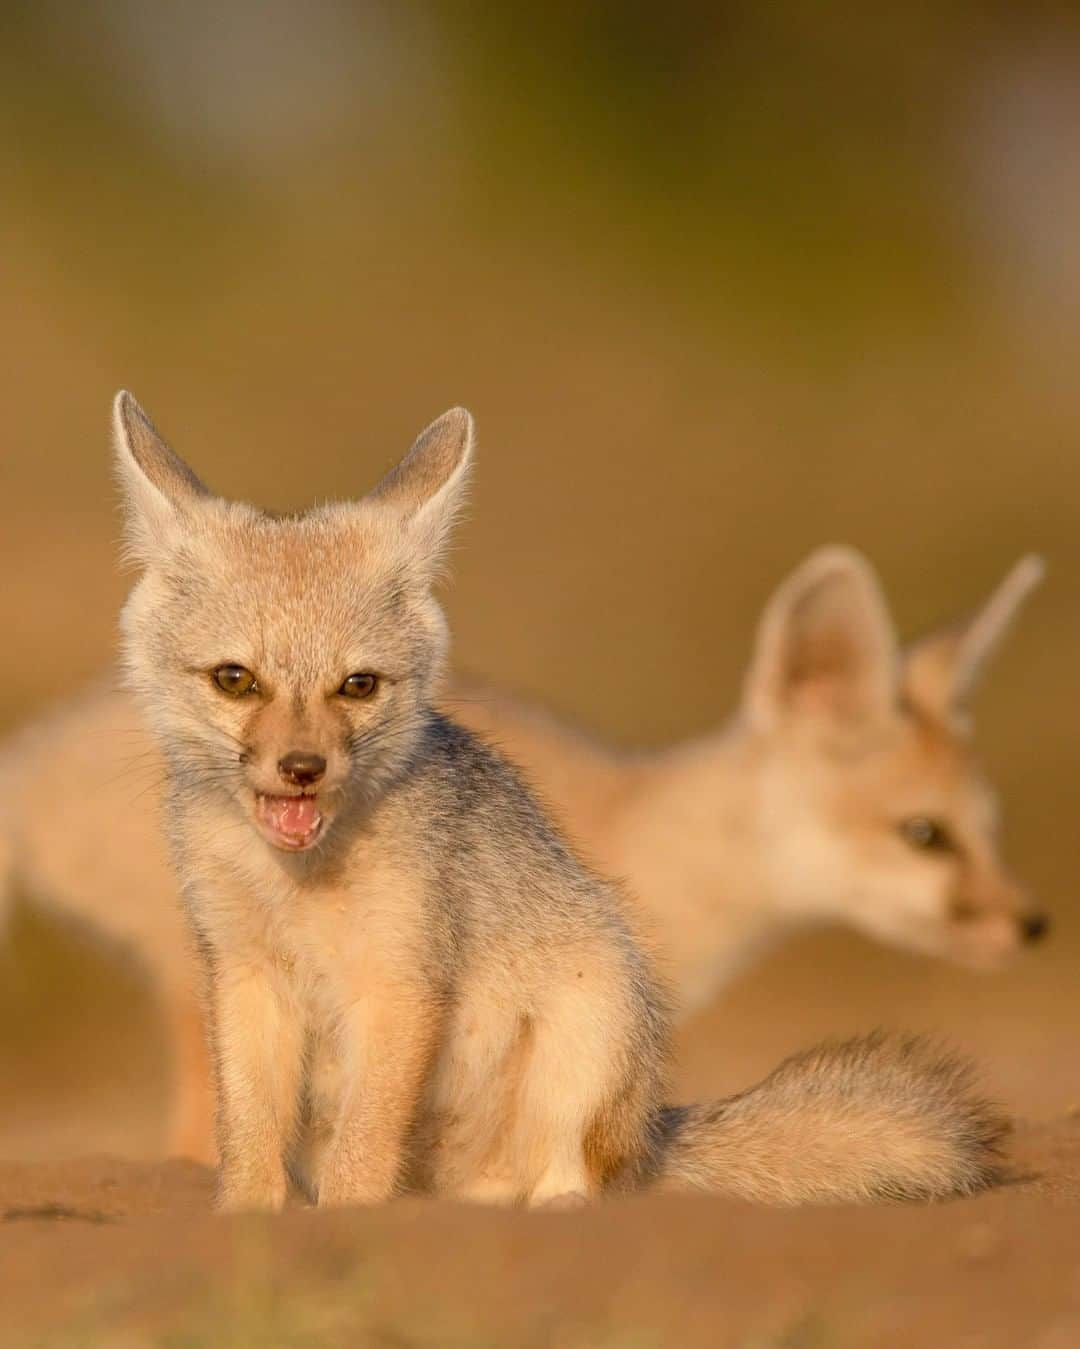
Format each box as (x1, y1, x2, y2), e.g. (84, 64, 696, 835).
(114, 392, 473, 855)
(739, 547, 1047, 970)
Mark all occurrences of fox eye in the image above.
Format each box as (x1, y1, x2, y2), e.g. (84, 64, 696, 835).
(898, 816, 953, 853)
(339, 672, 378, 700)
(213, 665, 258, 696)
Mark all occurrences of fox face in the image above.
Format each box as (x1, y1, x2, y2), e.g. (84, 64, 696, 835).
(743, 548, 1047, 970)
(114, 394, 473, 856)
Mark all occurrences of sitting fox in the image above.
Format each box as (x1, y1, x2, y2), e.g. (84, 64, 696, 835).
(113, 391, 1006, 1210)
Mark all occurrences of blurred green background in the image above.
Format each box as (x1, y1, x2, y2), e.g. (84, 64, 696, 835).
(1, 2, 1077, 1156)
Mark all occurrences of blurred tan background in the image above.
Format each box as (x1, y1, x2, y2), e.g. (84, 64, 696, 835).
(0, 2, 1077, 1158)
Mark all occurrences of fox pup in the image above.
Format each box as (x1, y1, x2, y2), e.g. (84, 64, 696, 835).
(113, 392, 1006, 1210)
(0, 546, 1044, 1165)
(450, 547, 1048, 1009)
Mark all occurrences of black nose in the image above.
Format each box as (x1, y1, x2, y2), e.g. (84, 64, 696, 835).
(278, 750, 327, 786)
(1020, 913, 1050, 944)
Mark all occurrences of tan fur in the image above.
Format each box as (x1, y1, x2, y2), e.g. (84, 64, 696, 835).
(657, 1033, 1008, 1204)
(107, 392, 1006, 1211)
(448, 549, 1046, 1004)
(0, 548, 1041, 1163)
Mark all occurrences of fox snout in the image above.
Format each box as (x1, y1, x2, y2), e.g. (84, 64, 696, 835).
(1018, 911, 1050, 943)
(250, 746, 336, 853)
(278, 750, 327, 788)
(991, 881, 1051, 947)
(245, 735, 343, 852)
(950, 867, 1050, 962)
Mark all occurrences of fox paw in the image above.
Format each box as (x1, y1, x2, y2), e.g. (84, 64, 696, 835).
(215, 1169, 288, 1214)
(533, 1190, 589, 1211)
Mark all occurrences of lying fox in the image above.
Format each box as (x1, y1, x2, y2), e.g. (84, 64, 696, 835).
(0, 526, 1043, 1164)
(448, 546, 1047, 1010)
(110, 391, 1006, 1209)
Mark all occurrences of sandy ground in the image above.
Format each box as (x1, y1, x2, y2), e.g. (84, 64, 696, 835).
(3, 909, 1079, 1344)
(0, 1117, 1078, 1348)
(2, 913, 1080, 1349)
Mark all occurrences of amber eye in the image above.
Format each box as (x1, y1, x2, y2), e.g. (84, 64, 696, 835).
(898, 816, 953, 854)
(339, 672, 378, 700)
(213, 665, 258, 696)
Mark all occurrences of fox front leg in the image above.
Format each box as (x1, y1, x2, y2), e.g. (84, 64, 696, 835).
(208, 959, 304, 1212)
(316, 981, 436, 1207)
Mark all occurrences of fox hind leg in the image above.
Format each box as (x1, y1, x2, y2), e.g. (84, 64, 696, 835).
(515, 980, 643, 1209)
(428, 1006, 531, 1205)
(162, 982, 217, 1164)
(432, 970, 653, 1209)
(517, 1018, 599, 1208)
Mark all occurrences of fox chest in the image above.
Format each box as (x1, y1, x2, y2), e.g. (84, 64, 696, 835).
(236, 882, 432, 1026)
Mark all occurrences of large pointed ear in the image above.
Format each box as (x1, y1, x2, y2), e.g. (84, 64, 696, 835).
(113, 391, 210, 562)
(742, 547, 899, 731)
(368, 407, 474, 573)
(902, 555, 1044, 732)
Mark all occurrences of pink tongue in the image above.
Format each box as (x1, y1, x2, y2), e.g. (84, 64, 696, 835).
(269, 796, 321, 837)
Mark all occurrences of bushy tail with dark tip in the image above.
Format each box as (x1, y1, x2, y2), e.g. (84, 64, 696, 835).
(653, 1033, 1009, 1205)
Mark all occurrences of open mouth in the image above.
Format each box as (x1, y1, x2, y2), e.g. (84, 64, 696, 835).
(254, 793, 325, 852)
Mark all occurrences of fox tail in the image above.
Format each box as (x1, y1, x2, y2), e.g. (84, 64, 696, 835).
(653, 1033, 1008, 1205)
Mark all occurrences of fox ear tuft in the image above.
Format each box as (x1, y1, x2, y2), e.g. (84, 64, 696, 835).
(743, 547, 898, 731)
(369, 407, 475, 573)
(113, 391, 210, 562)
(902, 555, 1045, 732)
